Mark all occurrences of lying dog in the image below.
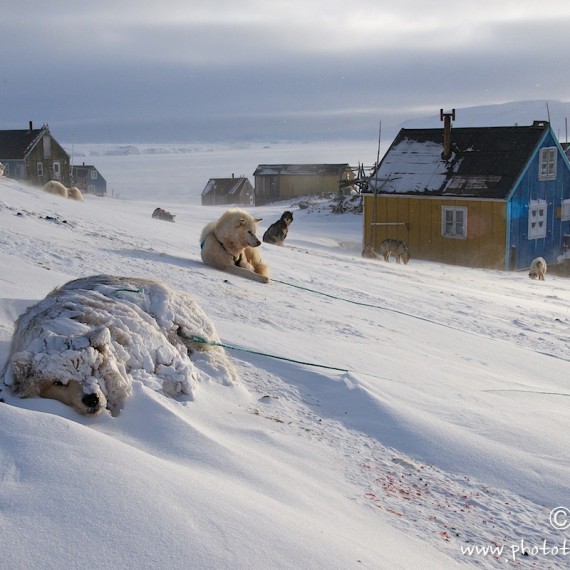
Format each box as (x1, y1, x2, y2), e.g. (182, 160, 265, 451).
(152, 207, 176, 222)
(379, 239, 411, 264)
(1, 275, 237, 416)
(529, 256, 547, 280)
(200, 208, 269, 283)
(263, 211, 294, 246)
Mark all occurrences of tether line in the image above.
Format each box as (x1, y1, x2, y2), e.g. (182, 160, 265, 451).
(188, 335, 349, 373)
(271, 278, 570, 365)
(272, 278, 457, 328)
(482, 389, 570, 397)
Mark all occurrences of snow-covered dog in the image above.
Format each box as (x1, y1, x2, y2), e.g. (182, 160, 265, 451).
(42, 180, 68, 198)
(42, 181, 84, 201)
(200, 208, 269, 283)
(67, 186, 84, 201)
(529, 257, 547, 280)
(1, 275, 237, 416)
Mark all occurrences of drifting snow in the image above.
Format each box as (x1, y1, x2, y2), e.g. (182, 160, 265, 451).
(0, 144, 569, 569)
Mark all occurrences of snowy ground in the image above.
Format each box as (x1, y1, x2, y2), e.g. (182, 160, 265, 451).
(0, 146, 569, 569)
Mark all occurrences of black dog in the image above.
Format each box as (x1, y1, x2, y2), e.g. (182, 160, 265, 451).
(263, 211, 293, 245)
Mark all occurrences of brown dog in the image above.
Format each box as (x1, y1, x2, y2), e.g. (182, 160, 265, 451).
(379, 239, 411, 264)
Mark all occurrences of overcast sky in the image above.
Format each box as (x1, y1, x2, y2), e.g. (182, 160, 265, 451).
(2, 0, 570, 143)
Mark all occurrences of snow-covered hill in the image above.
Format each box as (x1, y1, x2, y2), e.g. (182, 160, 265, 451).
(0, 173, 569, 569)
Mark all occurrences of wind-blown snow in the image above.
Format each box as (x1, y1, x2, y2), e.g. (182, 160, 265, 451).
(0, 143, 569, 569)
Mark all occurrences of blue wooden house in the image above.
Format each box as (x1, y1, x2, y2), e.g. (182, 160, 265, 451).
(364, 118, 570, 271)
(71, 163, 107, 196)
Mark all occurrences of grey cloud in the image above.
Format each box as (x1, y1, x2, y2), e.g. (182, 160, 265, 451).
(1, 2, 569, 142)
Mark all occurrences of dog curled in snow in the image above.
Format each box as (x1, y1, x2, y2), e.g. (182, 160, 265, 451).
(41, 181, 84, 201)
(152, 207, 175, 222)
(529, 256, 547, 280)
(42, 180, 68, 198)
(379, 239, 411, 264)
(263, 211, 294, 246)
(1, 275, 238, 416)
(200, 208, 269, 283)
(67, 186, 84, 201)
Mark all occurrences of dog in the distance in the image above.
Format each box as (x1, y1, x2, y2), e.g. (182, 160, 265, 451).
(200, 208, 269, 283)
(529, 256, 547, 280)
(152, 207, 176, 222)
(379, 239, 411, 264)
(362, 243, 382, 260)
(263, 211, 294, 246)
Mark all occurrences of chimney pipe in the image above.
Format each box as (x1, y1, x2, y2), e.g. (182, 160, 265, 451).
(29, 120, 33, 131)
(440, 109, 455, 160)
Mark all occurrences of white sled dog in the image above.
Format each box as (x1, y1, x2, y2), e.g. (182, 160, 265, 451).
(529, 257, 547, 280)
(1, 275, 237, 416)
(200, 208, 269, 283)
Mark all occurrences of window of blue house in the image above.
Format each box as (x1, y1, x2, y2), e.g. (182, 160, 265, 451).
(539, 147, 556, 180)
(442, 206, 467, 238)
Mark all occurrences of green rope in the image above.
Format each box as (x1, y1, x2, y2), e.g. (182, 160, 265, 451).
(482, 389, 570, 397)
(189, 337, 570, 397)
(271, 279, 570, 366)
(189, 335, 349, 373)
(113, 287, 143, 294)
(272, 278, 449, 328)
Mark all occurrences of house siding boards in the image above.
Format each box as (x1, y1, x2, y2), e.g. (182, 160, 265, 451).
(71, 164, 107, 196)
(0, 125, 70, 186)
(506, 129, 570, 270)
(201, 177, 254, 206)
(363, 195, 507, 269)
(253, 164, 353, 205)
(365, 122, 570, 271)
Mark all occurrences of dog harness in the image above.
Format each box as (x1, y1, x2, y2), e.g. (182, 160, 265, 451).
(205, 233, 243, 266)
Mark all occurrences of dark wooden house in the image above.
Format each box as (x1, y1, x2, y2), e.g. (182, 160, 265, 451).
(201, 176, 254, 206)
(71, 163, 107, 196)
(364, 116, 570, 271)
(253, 164, 354, 206)
(0, 122, 71, 186)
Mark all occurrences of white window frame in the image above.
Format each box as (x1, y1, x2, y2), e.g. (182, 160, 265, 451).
(441, 206, 467, 239)
(53, 161, 61, 180)
(37, 162, 43, 177)
(528, 200, 547, 239)
(539, 147, 557, 180)
(562, 199, 570, 221)
(90, 169, 97, 180)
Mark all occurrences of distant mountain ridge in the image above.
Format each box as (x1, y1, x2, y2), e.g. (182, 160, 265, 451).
(398, 100, 570, 142)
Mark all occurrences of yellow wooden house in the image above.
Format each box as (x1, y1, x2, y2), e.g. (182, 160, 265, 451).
(364, 118, 570, 271)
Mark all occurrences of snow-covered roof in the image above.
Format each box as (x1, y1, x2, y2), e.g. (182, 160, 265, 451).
(253, 163, 350, 177)
(201, 176, 252, 197)
(369, 124, 549, 199)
